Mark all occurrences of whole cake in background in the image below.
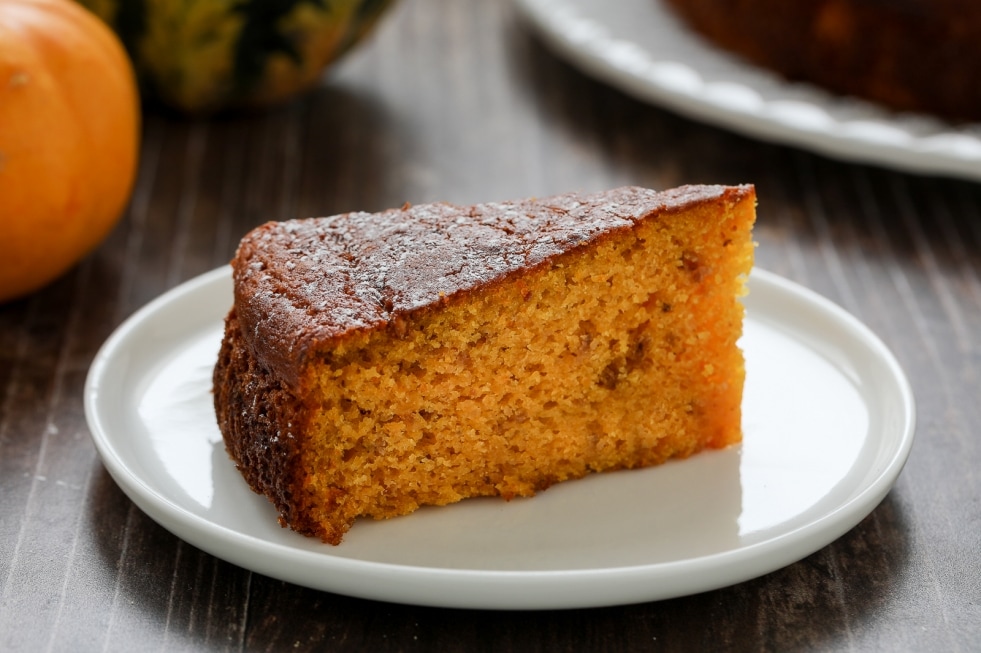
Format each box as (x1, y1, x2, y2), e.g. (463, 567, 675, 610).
(213, 185, 757, 545)
(664, 0, 981, 122)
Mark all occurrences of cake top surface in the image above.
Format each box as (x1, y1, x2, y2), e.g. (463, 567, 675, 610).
(230, 184, 751, 385)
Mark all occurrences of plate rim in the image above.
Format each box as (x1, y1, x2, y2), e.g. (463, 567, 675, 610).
(84, 266, 916, 610)
(513, 0, 981, 182)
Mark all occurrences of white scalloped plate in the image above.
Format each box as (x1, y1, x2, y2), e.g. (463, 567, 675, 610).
(84, 267, 915, 610)
(514, 0, 981, 181)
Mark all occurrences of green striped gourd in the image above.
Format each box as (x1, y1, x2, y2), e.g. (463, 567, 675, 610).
(77, 0, 395, 114)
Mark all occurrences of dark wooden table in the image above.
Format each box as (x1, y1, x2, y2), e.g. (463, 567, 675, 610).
(2, 1, 980, 650)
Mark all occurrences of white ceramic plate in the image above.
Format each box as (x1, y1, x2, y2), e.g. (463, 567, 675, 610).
(84, 267, 914, 610)
(514, 0, 981, 182)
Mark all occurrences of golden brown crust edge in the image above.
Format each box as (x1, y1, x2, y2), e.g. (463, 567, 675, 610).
(231, 184, 755, 391)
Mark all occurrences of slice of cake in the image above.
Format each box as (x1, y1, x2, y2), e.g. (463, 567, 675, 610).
(213, 185, 756, 544)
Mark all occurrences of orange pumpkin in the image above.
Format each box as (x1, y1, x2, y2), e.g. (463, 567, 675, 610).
(0, 0, 140, 303)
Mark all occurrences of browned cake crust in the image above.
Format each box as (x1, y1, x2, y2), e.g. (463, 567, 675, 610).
(664, 0, 981, 122)
(214, 185, 756, 543)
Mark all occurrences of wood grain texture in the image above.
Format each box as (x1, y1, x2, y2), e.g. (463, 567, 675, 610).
(2, 0, 980, 650)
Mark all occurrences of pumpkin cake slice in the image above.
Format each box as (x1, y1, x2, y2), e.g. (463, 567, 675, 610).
(213, 185, 756, 544)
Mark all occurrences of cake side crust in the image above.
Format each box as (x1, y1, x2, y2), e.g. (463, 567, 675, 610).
(214, 310, 335, 540)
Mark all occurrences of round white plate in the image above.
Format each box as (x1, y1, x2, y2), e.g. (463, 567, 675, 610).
(514, 0, 981, 182)
(84, 267, 914, 610)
